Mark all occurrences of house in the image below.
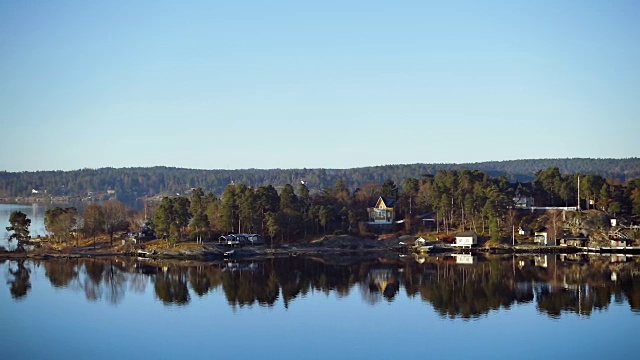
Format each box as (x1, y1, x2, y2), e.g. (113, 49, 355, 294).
(513, 196, 535, 208)
(534, 227, 556, 246)
(518, 227, 533, 236)
(560, 236, 588, 247)
(367, 196, 396, 225)
(610, 238, 634, 247)
(218, 234, 264, 246)
(453, 231, 477, 248)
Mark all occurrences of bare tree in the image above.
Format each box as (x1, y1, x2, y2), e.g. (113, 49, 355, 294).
(102, 200, 129, 246)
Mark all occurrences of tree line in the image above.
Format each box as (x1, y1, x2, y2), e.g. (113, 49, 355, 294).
(6, 167, 640, 249)
(1, 158, 639, 204)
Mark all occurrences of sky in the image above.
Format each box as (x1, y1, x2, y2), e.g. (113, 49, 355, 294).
(0, 0, 639, 172)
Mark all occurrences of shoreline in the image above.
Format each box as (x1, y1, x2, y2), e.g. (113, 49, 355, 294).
(3, 242, 627, 262)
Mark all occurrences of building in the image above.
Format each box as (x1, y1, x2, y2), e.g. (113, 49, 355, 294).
(513, 196, 535, 208)
(518, 227, 533, 236)
(453, 231, 477, 248)
(367, 196, 396, 225)
(560, 236, 588, 247)
(218, 234, 264, 246)
(534, 227, 556, 246)
(610, 238, 634, 247)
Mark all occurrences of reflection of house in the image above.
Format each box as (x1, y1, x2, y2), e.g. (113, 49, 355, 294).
(367, 197, 396, 225)
(453, 232, 477, 248)
(452, 253, 476, 264)
(367, 268, 399, 300)
(535, 227, 556, 246)
(534, 255, 550, 268)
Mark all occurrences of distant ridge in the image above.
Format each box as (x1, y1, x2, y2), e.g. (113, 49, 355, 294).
(1, 158, 639, 201)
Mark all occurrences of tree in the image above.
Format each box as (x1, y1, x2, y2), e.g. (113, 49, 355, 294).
(102, 200, 129, 246)
(44, 207, 78, 244)
(381, 179, 398, 198)
(598, 183, 609, 212)
(190, 212, 209, 244)
(279, 184, 300, 241)
(219, 185, 238, 233)
(83, 204, 104, 248)
(152, 197, 191, 247)
(6, 211, 31, 250)
(265, 212, 280, 246)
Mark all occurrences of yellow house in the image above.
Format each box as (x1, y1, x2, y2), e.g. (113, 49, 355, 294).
(367, 196, 396, 224)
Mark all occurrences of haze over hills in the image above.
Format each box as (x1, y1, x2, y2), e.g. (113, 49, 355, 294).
(1, 158, 639, 202)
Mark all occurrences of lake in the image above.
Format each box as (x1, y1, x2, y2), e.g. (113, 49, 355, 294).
(1, 254, 638, 359)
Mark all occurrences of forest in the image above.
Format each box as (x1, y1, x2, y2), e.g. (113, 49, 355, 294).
(1, 158, 639, 205)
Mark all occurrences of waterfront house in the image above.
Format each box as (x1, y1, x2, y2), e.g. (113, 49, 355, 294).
(367, 196, 396, 225)
(453, 231, 477, 248)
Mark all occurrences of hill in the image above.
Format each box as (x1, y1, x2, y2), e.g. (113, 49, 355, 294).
(1, 158, 638, 203)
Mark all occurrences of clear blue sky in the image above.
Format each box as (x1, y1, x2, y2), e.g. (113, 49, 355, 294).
(1, 0, 638, 171)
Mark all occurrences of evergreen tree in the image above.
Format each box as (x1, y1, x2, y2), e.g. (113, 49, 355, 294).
(6, 211, 31, 246)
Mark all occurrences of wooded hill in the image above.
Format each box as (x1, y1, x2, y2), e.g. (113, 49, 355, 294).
(1, 158, 638, 203)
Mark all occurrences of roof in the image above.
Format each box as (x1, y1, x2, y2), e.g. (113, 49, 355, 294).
(380, 196, 396, 207)
(456, 231, 477, 237)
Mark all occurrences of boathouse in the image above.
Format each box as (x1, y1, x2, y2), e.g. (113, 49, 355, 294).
(453, 232, 477, 248)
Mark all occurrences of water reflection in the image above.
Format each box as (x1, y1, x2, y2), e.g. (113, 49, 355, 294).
(3, 254, 640, 318)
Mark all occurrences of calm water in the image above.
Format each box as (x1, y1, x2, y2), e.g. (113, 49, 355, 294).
(1, 254, 639, 359)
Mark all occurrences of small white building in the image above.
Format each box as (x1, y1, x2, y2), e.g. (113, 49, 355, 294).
(453, 232, 477, 248)
(534, 227, 556, 246)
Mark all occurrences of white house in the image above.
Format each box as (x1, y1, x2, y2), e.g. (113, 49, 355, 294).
(453, 232, 477, 248)
(534, 227, 556, 246)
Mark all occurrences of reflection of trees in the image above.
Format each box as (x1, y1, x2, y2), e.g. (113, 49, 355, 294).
(7, 260, 31, 299)
(6, 255, 640, 317)
(104, 262, 127, 305)
(81, 259, 105, 301)
(45, 259, 78, 288)
(154, 267, 189, 305)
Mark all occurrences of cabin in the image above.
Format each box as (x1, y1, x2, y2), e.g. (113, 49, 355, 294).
(367, 196, 396, 225)
(453, 231, 477, 248)
(534, 227, 556, 246)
